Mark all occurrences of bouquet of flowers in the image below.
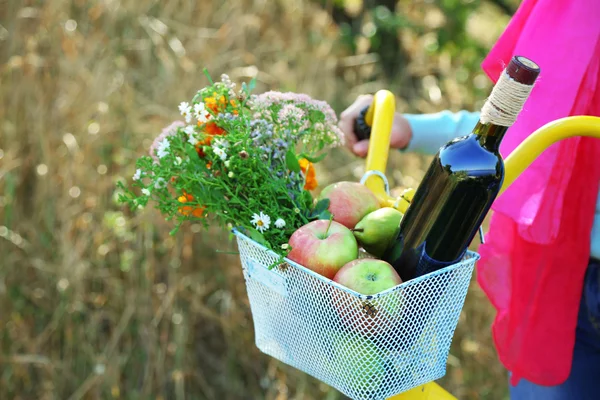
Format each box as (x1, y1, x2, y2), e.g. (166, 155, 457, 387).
(118, 72, 344, 256)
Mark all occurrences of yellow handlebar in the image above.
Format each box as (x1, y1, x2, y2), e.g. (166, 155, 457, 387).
(500, 116, 600, 195)
(363, 90, 414, 212)
(363, 90, 395, 199)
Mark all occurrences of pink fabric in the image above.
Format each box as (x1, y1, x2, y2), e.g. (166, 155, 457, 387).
(477, 0, 600, 386)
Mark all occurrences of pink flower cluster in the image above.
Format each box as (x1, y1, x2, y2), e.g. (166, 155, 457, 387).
(253, 91, 337, 123)
(278, 104, 305, 122)
(251, 91, 345, 146)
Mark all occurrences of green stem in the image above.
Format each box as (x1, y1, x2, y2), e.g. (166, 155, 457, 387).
(325, 215, 333, 237)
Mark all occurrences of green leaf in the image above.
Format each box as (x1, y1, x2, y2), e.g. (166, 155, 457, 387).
(185, 144, 198, 160)
(203, 68, 214, 85)
(310, 109, 327, 125)
(169, 222, 183, 236)
(245, 227, 269, 246)
(298, 152, 328, 164)
(301, 190, 314, 204)
(312, 198, 330, 216)
(248, 77, 257, 93)
(285, 150, 301, 173)
(317, 210, 332, 220)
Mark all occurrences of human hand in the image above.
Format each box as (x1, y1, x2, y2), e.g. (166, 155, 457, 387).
(338, 94, 413, 157)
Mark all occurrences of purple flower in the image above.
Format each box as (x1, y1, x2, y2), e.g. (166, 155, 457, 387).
(217, 112, 237, 122)
(274, 138, 288, 149)
(250, 119, 274, 140)
(272, 149, 285, 159)
(260, 145, 272, 155)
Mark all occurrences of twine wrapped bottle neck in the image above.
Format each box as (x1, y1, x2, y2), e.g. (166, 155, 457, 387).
(480, 70, 536, 127)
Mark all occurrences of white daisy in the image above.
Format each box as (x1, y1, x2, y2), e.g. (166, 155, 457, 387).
(183, 125, 195, 135)
(213, 138, 229, 148)
(213, 147, 227, 161)
(179, 102, 192, 123)
(224, 160, 230, 168)
(228, 171, 234, 178)
(132, 169, 142, 181)
(156, 139, 170, 158)
(141, 188, 151, 196)
(250, 212, 271, 233)
(184, 125, 198, 145)
(194, 103, 208, 123)
(154, 177, 166, 189)
(275, 218, 286, 229)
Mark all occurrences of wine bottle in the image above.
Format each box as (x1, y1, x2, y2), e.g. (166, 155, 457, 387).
(383, 55, 540, 281)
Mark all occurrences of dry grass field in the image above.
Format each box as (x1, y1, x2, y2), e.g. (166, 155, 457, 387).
(1, 1, 513, 399)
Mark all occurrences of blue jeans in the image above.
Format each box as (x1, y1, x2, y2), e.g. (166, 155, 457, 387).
(509, 259, 600, 400)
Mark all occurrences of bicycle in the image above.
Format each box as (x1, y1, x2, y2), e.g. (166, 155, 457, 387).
(233, 90, 600, 400)
(362, 90, 600, 400)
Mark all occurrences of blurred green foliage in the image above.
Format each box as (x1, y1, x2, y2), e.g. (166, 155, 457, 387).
(318, 0, 517, 106)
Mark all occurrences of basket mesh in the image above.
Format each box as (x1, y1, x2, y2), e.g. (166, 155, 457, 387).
(234, 231, 479, 400)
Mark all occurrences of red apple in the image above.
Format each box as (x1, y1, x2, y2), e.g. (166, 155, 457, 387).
(287, 220, 358, 279)
(318, 181, 380, 229)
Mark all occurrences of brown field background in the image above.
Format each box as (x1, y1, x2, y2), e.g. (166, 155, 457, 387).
(1, 1, 517, 399)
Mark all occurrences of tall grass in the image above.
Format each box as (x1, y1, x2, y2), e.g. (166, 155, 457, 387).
(1, 1, 508, 399)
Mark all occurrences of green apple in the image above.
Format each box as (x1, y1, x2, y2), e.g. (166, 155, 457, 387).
(321, 331, 387, 394)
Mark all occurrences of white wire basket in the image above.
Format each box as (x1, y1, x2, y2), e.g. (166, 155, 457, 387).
(234, 229, 479, 400)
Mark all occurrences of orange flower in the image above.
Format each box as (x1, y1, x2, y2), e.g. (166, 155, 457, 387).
(193, 93, 229, 159)
(204, 121, 226, 136)
(204, 93, 227, 114)
(229, 99, 240, 115)
(299, 158, 317, 191)
(195, 135, 213, 157)
(194, 123, 226, 158)
(177, 191, 205, 218)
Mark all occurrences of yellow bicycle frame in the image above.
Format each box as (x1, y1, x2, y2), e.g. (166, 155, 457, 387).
(361, 90, 600, 400)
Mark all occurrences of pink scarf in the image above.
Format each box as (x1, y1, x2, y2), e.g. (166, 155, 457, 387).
(477, 0, 600, 386)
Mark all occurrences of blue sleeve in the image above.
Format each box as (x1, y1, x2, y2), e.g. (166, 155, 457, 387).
(402, 110, 481, 155)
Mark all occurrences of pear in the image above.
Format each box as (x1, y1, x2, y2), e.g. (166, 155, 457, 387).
(352, 207, 403, 257)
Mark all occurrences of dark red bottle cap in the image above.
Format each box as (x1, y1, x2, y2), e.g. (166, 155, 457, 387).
(506, 56, 540, 85)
